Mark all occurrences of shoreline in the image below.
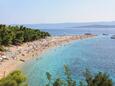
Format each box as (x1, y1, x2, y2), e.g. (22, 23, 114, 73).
(0, 34, 96, 78)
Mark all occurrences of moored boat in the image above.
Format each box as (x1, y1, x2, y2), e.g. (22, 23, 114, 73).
(111, 35, 115, 39)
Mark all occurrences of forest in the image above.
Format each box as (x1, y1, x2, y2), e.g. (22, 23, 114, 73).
(0, 24, 50, 51)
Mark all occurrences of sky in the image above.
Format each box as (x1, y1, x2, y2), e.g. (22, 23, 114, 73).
(0, 0, 115, 24)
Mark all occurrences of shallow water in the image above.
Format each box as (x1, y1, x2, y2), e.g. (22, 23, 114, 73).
(22, 35, 115, 86)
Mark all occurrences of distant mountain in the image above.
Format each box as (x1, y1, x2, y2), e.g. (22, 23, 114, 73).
(73, 25, 115, 28)
(23, 21, 115, 29)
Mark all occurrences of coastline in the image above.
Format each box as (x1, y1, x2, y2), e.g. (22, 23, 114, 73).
(0, 34, 96, 78)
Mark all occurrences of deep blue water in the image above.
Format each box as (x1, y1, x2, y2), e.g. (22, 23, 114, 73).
(24, 24, 115, 35)
(22, 35, 115, 86)
(41, 28, 115, 36)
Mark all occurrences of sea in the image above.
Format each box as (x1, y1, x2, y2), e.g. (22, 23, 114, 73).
(21, 24, 115, 86)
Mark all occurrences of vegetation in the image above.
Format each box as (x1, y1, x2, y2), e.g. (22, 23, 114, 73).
(46, 65, 113, 86)
(0, 70, 28, 86)
(0, 46, 6, 51)
(0, 65, 113, 86)
(83, 69, 112, 86)
(0, 24, 50, 50)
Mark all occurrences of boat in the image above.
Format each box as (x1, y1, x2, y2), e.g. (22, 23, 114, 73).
(84, 33, 92, 35)
(102, 33, 108, 35)
(111, 35, 115, 39)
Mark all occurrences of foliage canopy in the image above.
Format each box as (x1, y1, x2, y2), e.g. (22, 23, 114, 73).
(0, 24, 50, 48)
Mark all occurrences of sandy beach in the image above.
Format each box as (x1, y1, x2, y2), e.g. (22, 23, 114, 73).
(0, 34, 95, 78)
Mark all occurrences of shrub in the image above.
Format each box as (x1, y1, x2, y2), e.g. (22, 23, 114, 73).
(0, 70, 28, 86)
(46, 65, 113, 86)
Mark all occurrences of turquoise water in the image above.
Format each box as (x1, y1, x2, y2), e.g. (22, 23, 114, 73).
(22, 35, 115, 86)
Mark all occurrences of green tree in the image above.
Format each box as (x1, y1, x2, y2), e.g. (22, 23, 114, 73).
(46, 72, 52, 86)
(0, 24, 50, 51)
(13, 31, 24, 45)
(64, 65, 76, 86)
(46, 65, 76, 86)
(83, 69, 112, 86)
(0, 70, 28, 86)
(46, 65, 112, 86)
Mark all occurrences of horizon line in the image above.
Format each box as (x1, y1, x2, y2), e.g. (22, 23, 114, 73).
(1, 20, 115, 25)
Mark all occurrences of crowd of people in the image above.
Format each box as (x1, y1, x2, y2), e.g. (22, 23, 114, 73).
(0, 34, 95, 77)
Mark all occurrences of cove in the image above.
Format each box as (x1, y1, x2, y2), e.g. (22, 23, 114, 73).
(21, 35, 115, 86)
